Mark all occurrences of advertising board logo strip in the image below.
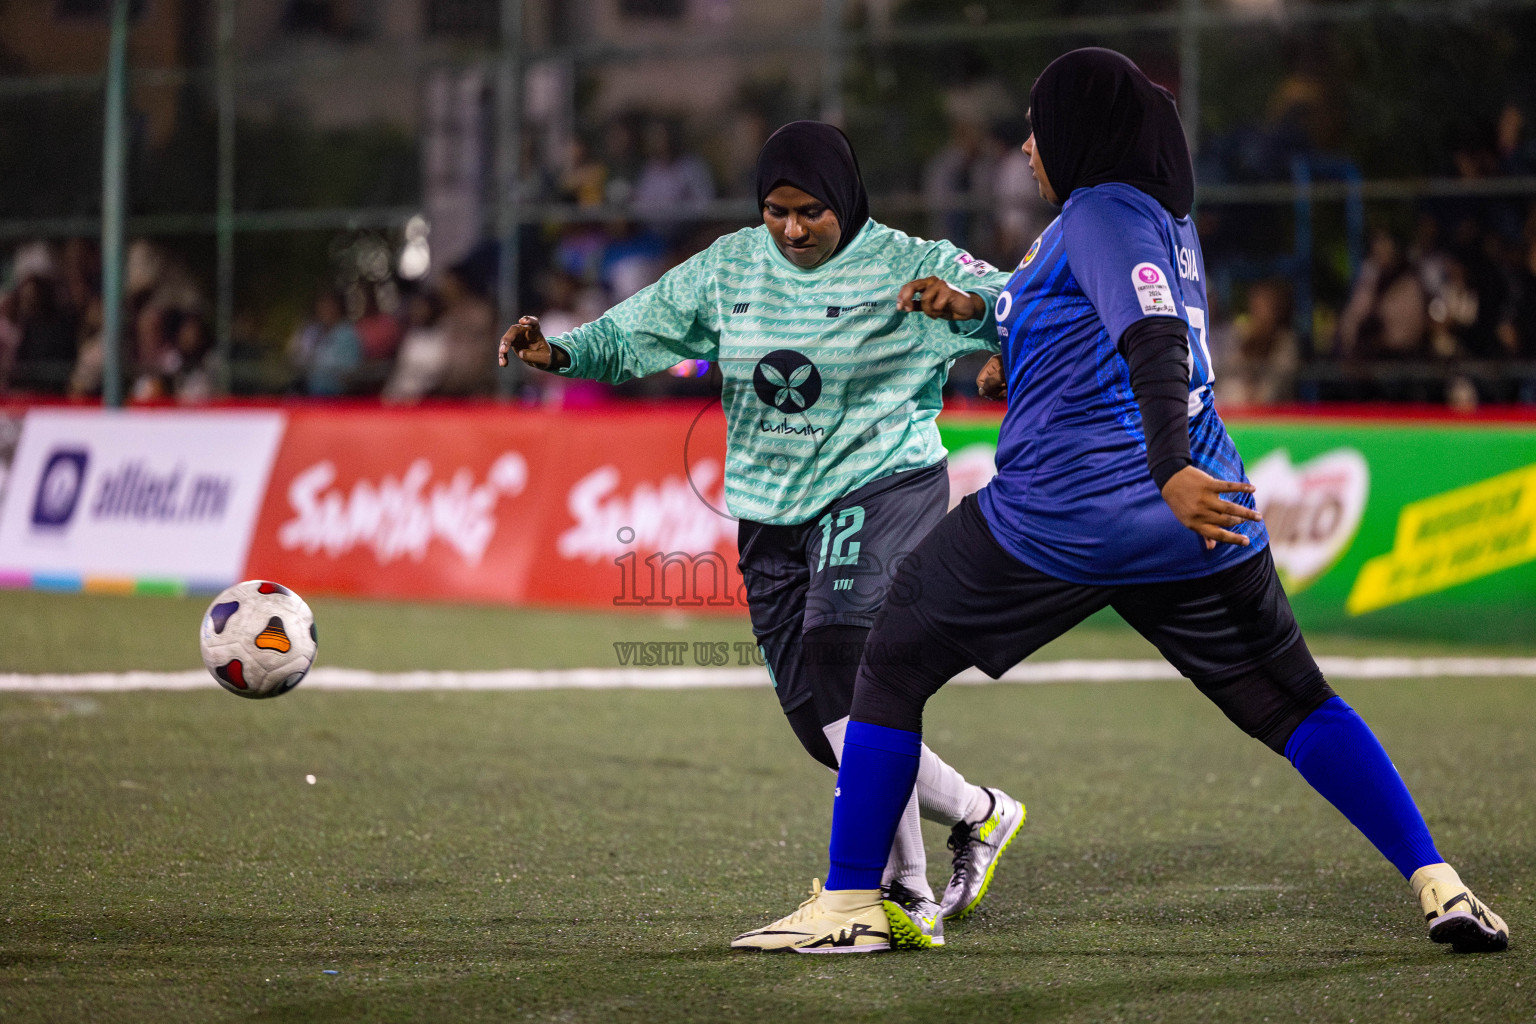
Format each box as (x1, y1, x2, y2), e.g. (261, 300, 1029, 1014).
(0, 572, 229, 597)
(31, 573, 85, 592)
(1346, 462, 1536, 615)
(81, 577, 138, 595)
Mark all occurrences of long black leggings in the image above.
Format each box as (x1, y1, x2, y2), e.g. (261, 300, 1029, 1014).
(848, 499, 1335, 756)
(783, 624, 869, 771)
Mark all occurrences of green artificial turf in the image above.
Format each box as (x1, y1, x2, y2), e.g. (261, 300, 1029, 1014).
(0, 590, 752, 674)
(2, 670, 1532, 1021)
(3, 589, 1531, 675)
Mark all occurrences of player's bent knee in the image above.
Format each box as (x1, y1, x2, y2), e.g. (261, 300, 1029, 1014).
(846, 557, 975, 733)
(785, 700, 840, 770)
(848, 658, 930, 733)
(848, 633, 972, 734)
(1193, 637, 1337, 755)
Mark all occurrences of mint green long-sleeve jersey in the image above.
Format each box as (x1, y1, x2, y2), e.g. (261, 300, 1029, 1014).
(552, 220, 1009, 525)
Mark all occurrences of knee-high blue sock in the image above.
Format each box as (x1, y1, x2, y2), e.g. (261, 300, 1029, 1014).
(1285, 696, 1441, 879)
(826, 720, 922, 891)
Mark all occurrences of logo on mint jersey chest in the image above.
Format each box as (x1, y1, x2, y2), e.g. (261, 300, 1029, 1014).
(826, 300, 881, 318)
(752, 350, 823, 412)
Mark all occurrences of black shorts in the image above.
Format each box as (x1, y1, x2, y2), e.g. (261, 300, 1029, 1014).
(737, 460, 950, 713)
(888, 493, 1300, 686)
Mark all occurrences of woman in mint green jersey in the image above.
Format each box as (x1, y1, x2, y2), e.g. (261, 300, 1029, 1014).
(499, 122, 1024, 948)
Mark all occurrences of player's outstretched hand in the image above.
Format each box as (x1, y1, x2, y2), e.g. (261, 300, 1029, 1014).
(976, 354, 1006, 400)
(498, 315, 552, 369)
(898, 276, 986, 321)
(1160, 466, 1263, 551)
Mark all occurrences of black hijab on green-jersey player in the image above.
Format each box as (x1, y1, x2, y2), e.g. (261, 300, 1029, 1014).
(755, 121, 871, 258)
(1028, 47, 1195, 219)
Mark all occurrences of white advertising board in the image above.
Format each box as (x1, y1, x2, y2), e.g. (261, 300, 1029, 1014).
(0, 410, 286, 586)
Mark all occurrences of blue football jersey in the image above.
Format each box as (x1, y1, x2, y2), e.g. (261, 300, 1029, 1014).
(976, 182, 1267, 584)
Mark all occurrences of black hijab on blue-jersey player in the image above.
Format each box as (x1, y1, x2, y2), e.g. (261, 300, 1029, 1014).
(755, 121, 871, 258)
(1028, 47, 1195, 219)
(1029, 48, 1201, 492)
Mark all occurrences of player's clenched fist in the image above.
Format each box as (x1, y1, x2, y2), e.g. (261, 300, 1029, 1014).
(498, 315, 552, 369)
(976, 354, 1006, 400)
(1159, 466, 1263, 550)
(897, 276, 987, 321)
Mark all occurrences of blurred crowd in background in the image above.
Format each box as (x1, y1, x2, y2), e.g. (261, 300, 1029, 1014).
(4, 97, 1536, 409)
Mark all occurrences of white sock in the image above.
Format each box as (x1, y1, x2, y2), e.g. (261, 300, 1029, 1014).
(916, 743, 990, 827)
(822, 717, 934, 901)
(880, 789, 932, 900)
(821, 715, 849, 761)
(825, 717, 989, 828)
(961, 784, 995, 825)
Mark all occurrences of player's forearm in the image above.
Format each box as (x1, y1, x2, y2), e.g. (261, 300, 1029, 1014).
(939, 288, 1002, 351)
(954, 290, 986, 321)
(955, 272, 1009, 342)
(553, 265, 718, 383)
(970, 270, 1010, 316)
(549, 316, 642, 384)
(1118, 316, 1192, 489)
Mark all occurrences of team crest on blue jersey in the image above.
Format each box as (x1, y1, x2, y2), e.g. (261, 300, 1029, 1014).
(753, 350, 822, 412)
(1020, 237, 1042, 268)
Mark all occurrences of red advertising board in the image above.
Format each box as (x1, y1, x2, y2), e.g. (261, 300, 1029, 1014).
(244, 404, 746, 613)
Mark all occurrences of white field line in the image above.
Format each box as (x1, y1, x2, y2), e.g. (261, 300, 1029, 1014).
(2, 657, 1536, 693)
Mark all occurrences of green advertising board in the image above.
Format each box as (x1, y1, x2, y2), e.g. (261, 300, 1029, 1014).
(939, 413, 1536, 642)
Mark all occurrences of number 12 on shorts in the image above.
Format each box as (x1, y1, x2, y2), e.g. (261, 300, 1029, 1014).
(816, 506, 865, 573)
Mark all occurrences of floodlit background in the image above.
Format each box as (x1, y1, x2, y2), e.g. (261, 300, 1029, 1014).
(2, 0, 1536, 405)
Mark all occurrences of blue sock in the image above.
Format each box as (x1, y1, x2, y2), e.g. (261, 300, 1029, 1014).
(1285, 696, 1441, 879)
(825, 720, 922, 891)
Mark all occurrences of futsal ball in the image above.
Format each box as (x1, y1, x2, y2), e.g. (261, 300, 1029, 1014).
(199, 580, 318, 698)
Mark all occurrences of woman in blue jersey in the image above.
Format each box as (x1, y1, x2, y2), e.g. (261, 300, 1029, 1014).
(742, 50, 1510, 955)
(500, 122, 1026, 948)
